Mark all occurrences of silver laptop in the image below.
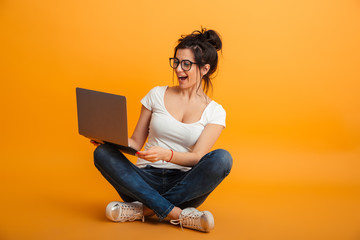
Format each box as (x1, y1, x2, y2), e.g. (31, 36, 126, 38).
(76, 87, 138, 155)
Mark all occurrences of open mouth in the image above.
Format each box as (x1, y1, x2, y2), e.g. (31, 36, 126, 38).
(178, 76, 188, 81)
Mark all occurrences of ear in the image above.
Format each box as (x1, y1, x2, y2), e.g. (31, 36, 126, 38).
(201, 64, 210, 77)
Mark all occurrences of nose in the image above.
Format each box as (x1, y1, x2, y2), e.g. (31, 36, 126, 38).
(175, 63, 183, 73)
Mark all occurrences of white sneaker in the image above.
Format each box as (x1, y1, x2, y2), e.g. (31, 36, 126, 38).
(106, 201, 144, 222)
(170, 208, 215, 232)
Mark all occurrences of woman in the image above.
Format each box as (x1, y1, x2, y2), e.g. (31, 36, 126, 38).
(92, 28, 232, 232)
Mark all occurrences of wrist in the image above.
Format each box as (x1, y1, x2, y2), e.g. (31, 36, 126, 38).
(166, 149, 173, 162)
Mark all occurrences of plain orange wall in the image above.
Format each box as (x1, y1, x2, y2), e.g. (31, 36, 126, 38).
(0, 0, 360, 239)
(1, 0, 360, 182)
(2, 0, 360, 175)
(0, 1, 360, 237)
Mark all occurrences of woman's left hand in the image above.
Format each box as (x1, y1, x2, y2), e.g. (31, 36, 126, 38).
(136, 146, 172, 162)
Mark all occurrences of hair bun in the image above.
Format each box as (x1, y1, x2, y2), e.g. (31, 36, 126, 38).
(202, 28, 222, 51)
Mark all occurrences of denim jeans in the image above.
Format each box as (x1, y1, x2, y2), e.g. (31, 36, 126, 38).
(94, 144, 232, 220)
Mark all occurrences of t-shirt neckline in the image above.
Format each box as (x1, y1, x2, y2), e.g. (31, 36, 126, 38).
(161, 86, 213, 125)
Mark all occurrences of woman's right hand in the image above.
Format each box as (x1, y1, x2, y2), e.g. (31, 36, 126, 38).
(90, 140, 101, 147)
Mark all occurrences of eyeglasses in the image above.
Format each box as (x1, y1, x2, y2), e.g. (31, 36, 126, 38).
(169, 58, 198, 71)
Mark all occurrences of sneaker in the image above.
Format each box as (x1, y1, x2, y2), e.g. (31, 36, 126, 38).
(170, 208, 214, 232)
(106, 201, 144, 222)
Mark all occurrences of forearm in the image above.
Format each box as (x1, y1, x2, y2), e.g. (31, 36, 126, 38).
(166, 150, 204, 167)
(129, 105, 152, 151)
(168, 124, 224, 166)
(136, 146, 205, 167)
(136, 124, 223, 166)
(128, 137, 144, 152)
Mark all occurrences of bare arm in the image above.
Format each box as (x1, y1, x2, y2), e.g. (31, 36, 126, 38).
(128, 105, 152, 151)
(136, 123, 224, 166)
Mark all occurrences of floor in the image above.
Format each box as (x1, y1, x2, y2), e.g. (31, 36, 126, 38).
(1, 143, 360, 240)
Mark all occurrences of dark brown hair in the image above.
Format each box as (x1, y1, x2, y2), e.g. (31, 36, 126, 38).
(174, 27, 222, 94)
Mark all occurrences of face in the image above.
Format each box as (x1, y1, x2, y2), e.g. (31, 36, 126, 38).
(174, 48, 209, 90)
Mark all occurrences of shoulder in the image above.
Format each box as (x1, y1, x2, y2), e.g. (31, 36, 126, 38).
(147, 86, 168, 95)
(163, 86, 178, 96)
(141, 86, 168, 110)
(203, 100, 226, 127)
(208, 101, 226, 115)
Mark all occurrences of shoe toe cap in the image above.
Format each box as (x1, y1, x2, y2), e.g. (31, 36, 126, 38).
(106, 201, 122, 221)
(201, 211, 215, 232)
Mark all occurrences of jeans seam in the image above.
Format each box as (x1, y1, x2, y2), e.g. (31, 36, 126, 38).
(95, 162, 170, 220)
(159, 204, 175, 221)
(161, 150, 232, 206)
(174, 173, 227, 206)
(95, 162, 139, 201)
(94, 163, 175, 221)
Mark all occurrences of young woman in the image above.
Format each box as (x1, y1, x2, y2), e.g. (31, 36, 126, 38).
(92, 28, 232, 232)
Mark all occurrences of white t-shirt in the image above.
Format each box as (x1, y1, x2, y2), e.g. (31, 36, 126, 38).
(136, 86, 226, 171)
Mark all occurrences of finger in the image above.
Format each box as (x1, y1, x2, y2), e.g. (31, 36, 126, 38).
(136, 150, 147, 154)
(137, 150, 156, 156)
(136, 150, 161, 161)
(136, 153, 149, 159)
(143, 154, 160, 161)
(136, 151, 147, 157)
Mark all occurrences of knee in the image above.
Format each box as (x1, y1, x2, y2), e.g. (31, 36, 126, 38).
(205, 149, 233, 177)
(93, 144, 112, 168)
(215, 149, 233, 171)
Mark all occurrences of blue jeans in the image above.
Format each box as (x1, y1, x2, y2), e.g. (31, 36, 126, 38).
(94, 144, 232, 221)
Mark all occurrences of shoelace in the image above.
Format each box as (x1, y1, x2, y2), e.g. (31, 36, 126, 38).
(170, 210, 202, 231)
(124, 212, 145, 222)
(117, 205, 145, 222)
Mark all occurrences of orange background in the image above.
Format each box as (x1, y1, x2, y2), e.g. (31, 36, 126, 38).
(1, 0, 360, 239)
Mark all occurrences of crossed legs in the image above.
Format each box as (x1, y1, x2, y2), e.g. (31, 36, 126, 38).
(94, 144, 232, 221)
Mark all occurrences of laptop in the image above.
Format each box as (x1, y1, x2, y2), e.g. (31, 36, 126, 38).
(76, 87, 138, 155)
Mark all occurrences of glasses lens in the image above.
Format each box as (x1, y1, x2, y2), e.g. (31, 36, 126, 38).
(181, 60, 192, 71)
(170, 58, 179, 69)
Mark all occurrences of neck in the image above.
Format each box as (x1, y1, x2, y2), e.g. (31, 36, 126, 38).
(176, 84, 207, 101)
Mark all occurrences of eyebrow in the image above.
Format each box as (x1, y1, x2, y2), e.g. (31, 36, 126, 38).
(175, 57, 193, 62)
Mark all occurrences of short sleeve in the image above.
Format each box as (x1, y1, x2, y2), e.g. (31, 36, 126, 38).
(140, 87, 158, 111)
(209, 104, 226, 127)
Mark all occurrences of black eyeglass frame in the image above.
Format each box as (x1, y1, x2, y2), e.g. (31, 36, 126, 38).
(169, 57, 198, 71)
